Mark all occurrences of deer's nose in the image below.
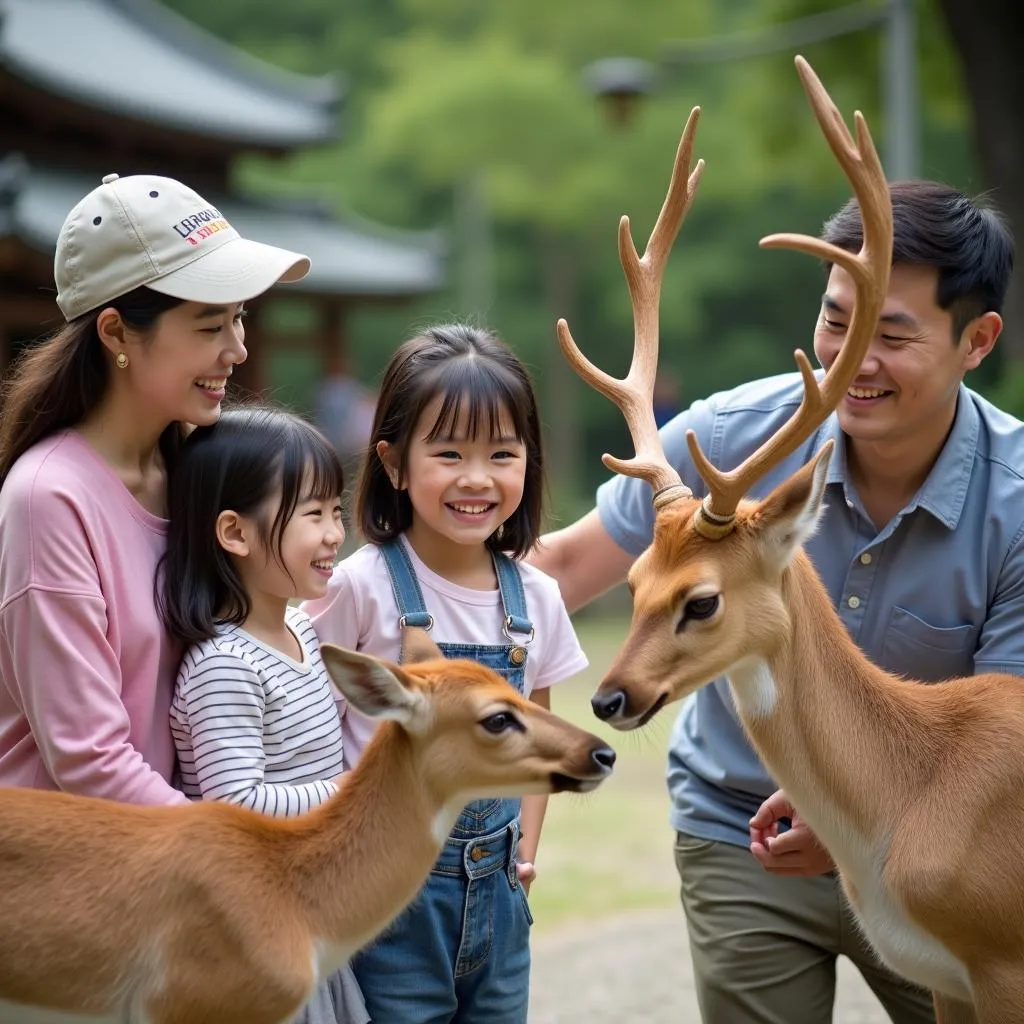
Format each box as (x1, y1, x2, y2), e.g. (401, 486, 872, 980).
(591, 746, 616, 772)
(591, 690, 626, 721)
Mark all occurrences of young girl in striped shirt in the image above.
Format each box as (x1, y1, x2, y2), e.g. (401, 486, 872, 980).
(159, 405, 367, 1024)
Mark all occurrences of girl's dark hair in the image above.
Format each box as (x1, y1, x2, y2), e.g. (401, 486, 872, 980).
(0, 287, 188, 486)
(355, 323, 545, 559)
(161, 406, 345, 647)
(822, 180, 1015, 339)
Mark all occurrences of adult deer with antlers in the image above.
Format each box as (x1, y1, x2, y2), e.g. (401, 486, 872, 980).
(0, 631, 615, 1024)
(553, 55, 1022, 1024)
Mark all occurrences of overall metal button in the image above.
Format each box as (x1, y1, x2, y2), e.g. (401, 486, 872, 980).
(510, 646, 527, 666)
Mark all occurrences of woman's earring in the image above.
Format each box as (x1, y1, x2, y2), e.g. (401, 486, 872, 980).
(115, 351, 129, 369)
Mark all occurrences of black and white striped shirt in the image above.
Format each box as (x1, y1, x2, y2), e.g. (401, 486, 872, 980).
(171, 607, 346, 817)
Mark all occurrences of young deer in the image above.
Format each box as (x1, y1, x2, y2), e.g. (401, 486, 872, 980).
(0, 629, 615, 1024)
(557, 54, 1024, 1024)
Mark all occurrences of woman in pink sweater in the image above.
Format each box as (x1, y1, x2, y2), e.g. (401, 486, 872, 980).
(0, 173, 308, 804)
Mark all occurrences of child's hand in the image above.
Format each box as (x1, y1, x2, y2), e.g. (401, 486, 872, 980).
(516, 859, 537, 894)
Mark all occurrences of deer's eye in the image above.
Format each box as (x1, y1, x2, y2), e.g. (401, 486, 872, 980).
(677, 594, 720, 632)
(480, 712, 521, 734)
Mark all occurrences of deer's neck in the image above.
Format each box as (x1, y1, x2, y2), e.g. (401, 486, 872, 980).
(727, 551, 937, 849)
(282, 727, 460, 963)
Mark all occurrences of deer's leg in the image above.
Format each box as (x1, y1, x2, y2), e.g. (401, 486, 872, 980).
(933, 993, 978, 1024)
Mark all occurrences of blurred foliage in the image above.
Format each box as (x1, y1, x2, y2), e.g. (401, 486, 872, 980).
(166, 0, 1003, 509)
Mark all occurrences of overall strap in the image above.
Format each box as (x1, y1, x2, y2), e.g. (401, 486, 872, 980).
(378, 539, 434, 630)
(492, 552, 534, 643)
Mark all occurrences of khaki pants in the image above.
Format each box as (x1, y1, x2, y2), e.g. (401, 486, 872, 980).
(675, 832, 936, 1024)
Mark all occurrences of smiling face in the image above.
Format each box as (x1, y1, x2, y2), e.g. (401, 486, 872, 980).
(812, 263, 992, 450)
(379, 392, 527, 560)
(109, 300, 248, 428)
(235, 482, 345, 605)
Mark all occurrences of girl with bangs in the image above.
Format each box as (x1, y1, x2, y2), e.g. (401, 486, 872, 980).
(303, 324, 588, 1023)
(160, 406, 368, 1024)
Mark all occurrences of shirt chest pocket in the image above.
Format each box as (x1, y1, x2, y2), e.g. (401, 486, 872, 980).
(879, 605, 979, 683)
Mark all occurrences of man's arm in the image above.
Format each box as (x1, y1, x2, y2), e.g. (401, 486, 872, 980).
(532, 392, 722, 612)
(974, 524, 1024, 676)
(529, 510, 636, 614)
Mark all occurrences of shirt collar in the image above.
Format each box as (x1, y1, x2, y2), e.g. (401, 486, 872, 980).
(819, 384, 978, 530)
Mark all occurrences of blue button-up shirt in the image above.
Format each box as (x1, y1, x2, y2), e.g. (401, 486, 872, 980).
(597, 372, 1024, 847)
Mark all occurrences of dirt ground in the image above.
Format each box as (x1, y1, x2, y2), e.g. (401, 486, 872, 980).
(529, 906, 892, 1023)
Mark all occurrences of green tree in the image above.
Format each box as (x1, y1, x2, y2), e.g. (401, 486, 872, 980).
(163, 0, 994, 507)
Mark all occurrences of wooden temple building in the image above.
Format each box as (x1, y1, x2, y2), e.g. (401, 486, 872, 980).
(0, 0, 445, 391)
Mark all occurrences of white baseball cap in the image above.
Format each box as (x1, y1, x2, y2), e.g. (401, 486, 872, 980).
(54, 173, 310, 321)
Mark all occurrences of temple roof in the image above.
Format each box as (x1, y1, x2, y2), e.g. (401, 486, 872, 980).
(1, 159, 447, 299)
(0, 0, 341, 148)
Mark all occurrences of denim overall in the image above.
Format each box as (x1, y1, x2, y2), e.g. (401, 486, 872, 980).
(350, 539, 535, 1024)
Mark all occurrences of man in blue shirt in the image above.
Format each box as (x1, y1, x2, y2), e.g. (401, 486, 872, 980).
(532, 180, 1018, 1023)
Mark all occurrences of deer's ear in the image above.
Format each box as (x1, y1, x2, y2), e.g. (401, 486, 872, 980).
(402, 627, 443, 665)
(320, 644, 425, 725)
(752, 440, 832, 572)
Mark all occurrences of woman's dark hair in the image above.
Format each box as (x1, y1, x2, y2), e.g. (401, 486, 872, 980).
(822, 180, 1015, 339)
(355, 323, 545, 559)
(160, 406, 345, 647)
(0, 287, 188, 486)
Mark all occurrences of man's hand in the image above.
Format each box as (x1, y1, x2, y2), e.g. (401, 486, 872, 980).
(516, 859, 537, 895)
(749, 789, 834, 877)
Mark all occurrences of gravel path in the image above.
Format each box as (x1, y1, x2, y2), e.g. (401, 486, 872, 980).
(529, 906, 892, 1023)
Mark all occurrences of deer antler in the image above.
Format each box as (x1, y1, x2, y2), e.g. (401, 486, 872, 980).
(687, 55, 893, 537)
(556, 105, 704, 505)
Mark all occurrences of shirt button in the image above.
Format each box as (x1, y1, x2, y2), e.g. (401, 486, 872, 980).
(846, 499, 854, 508)
(471, 848, 485, 862)
(848, 596, 861, 609)
(859, 553, 873, 565)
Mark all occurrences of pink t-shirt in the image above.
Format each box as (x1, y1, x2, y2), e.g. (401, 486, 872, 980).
(0, 430, 185, 804)
(303, 537, 589, 766)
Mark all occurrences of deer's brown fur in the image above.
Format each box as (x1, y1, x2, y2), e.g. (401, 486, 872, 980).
(0, 636, 614, 1024)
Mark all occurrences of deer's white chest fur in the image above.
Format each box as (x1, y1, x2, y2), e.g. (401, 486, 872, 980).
(830, 823, 972, 1001)
(727, 657, 779, 719)
(432, 797, 465, 847)
(313, 937, 359, 991)
(728, 659, 973, 1003)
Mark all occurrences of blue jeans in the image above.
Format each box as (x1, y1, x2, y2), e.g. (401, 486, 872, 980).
(352, 820, 533, 1024)
(363, 539, 536, 1023)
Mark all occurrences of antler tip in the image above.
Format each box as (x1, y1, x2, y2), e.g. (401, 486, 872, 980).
(793, 348, 818, 387)
(793, 54, 817, 84)
(852, 110, 881, 157)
